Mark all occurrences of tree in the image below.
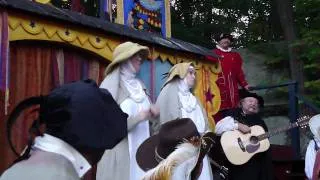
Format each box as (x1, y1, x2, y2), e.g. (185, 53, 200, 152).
(274, 0, 304, 92)
(170, 0, 283, 48)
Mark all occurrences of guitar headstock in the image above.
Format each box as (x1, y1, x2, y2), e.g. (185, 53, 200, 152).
(297, 115, 312, 129)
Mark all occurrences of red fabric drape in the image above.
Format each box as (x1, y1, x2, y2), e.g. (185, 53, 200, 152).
(313, 151, 320, 180)
(64, 51, 82, 83)
(0, 42, 108, 180)
(1, 44, 55, 171)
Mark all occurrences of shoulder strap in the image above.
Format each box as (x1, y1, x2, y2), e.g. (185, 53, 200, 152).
(229, 108, 246, 124)
(314, 139, 319, 151)
(191, 132, 216, 179)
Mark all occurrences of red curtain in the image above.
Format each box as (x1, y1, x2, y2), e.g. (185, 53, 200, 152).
(313, 151, 320, 180)
(0, 42, 108, 179)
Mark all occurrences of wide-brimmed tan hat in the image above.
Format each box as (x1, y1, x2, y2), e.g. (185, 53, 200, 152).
(309, 114, 320, 140)
(162, 62, 193, 88)
(104, 41, 150, 75)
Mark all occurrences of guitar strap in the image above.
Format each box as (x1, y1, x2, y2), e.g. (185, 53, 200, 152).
(191, 132, 216, 180)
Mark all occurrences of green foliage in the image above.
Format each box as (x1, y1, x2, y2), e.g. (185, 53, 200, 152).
(171, 0, 283, 48)
(293, 0, 320, 106)
(171, 0, 320, 107)
(305, 80, 320, 92)
(305, 80, 320, 107)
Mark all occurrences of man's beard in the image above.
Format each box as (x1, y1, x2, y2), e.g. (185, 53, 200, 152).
(246, 106, 259, 114)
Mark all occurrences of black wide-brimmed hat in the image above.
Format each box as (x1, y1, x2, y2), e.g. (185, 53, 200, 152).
(136, 118, 216, 172)
(239, 89, 264, 108)
(216, 33, 234, 42)
(7, 79, 128, 156)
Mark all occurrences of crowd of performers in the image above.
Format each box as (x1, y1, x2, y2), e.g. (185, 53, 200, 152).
(1, 34, 320, 180)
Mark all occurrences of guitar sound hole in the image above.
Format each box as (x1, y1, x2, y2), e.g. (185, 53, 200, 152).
(249, 136, 259, 144)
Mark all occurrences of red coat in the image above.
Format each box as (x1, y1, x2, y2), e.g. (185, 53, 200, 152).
(212, 48, 248, 111)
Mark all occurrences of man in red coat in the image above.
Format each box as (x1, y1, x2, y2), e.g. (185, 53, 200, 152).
(209, 33, 251, 123)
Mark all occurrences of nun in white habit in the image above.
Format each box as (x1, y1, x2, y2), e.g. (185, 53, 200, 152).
(155, 62, 213, 179)
(305, 114, 320, 180)
(97, 42, 158, 180)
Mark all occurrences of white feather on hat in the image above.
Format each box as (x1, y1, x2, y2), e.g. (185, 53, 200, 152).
(142, 142, 199, 180)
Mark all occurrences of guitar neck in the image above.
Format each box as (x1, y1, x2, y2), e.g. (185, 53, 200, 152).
(258, 122, 300, 141)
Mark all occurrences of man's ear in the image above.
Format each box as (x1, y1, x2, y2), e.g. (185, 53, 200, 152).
(238, 100, 243, 108)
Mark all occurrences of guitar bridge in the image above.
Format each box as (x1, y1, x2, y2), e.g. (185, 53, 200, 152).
(237, 137, 245, 152)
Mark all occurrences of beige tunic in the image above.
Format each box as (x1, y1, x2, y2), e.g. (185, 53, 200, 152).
(0, 150, 79, 180)
(155, 80, 209, 131)
(154, 79, 213, 180)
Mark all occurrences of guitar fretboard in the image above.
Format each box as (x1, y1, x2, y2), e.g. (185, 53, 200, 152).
(257, 122, 300, 141)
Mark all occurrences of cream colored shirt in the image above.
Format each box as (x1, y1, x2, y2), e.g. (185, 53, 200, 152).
(33, 133, 91, 178)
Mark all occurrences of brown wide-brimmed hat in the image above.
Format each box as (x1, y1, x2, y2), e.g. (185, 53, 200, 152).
(136, 118, 216, 172)
(104, 41, 150, 75)
(239, 89, 264, 108)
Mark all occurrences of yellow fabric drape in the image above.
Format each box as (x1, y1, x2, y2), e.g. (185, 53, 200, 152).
(194, 65, 221, 130)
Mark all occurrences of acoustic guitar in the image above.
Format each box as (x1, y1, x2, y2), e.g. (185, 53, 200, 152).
(220, 115, 311, 165)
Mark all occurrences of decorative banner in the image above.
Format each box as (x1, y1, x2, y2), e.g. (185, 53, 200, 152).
(194, 65, 221, 130)
(122, 0, 169, 37)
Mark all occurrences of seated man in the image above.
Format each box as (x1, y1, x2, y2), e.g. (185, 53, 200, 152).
(1, 79, 128, 180)
(305, 114, 320, 180)
(214, 89, 273, 180)
(136, 118, 215, 180)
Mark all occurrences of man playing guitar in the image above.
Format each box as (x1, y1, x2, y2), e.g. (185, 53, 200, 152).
(213, 89, 274, 180)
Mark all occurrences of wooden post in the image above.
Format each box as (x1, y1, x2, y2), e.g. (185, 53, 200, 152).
(288, 81, 300, 158)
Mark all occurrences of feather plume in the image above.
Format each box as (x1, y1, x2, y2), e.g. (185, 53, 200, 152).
(142, 142, 199, 180)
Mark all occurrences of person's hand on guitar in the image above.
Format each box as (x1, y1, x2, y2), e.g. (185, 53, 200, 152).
(237, 123, 251, 134)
